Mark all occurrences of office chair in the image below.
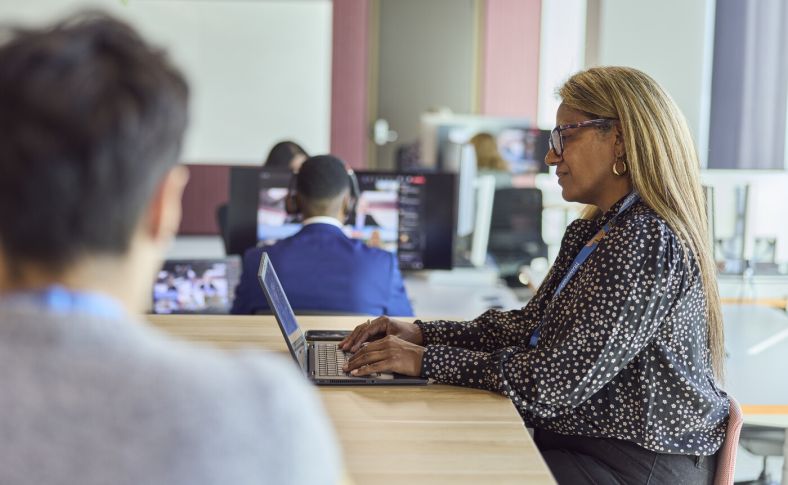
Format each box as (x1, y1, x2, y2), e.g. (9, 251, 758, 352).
(715, 396, 743, 485)
(735, 424, 786, 484)
(215, 203, 230, 255)
(487, 187, 547, 281)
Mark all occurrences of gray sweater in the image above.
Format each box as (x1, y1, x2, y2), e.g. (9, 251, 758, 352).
(0, 302, 341, 485)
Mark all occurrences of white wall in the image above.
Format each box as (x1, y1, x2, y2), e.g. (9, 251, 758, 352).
(537, 0, 587, 130)
(589, 1, 788, 264)
(536, 0, 788, 266)
(0, 0, 332, 165)
(594, 0, 714, 161)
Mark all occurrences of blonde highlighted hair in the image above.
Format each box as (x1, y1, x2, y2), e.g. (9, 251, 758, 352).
(558, 66, 724, 382)
(470, 132, 509, 171)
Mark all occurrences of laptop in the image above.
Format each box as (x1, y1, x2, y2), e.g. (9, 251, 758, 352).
(257, 252, 427, 386)
(152, 257, 241, 314)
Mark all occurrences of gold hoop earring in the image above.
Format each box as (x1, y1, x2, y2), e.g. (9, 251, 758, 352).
(613, 158, 628, 176)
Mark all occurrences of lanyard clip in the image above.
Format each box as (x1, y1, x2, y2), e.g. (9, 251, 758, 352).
(528, 329, 540, 348)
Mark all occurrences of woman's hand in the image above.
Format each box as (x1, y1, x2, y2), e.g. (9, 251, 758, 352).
(342, 335, 424, 377)
(339, 315, 423, 352)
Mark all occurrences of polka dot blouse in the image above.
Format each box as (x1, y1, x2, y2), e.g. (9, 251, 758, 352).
(416, 197, 728, 455)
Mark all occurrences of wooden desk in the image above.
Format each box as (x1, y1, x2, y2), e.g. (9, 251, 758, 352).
(146, 315, 555, 484)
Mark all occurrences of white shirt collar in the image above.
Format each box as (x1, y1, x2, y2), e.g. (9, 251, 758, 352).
(302, 216, 344, 229)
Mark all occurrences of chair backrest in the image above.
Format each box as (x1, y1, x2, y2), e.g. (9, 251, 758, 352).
(487, 187, 547, 272)
(714, 396, 743, 485)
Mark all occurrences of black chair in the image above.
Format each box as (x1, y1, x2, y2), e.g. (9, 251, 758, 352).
(487, 187, 548, 281)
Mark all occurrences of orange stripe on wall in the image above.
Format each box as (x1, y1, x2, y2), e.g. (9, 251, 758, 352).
(741, 405, 788, 415)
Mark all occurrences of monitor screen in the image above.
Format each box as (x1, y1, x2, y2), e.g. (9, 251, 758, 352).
(255, 170, 456, 270)
(152, 258, 240, 314)
(257, 253, 306, 372)
(496, 128, 550, 175)
(226, 166, 263, 256)
(349, 173, 399, 252)
(422, 113, 548, 175)
(256, 170, 399, 252)
(257, 170, 300, 243)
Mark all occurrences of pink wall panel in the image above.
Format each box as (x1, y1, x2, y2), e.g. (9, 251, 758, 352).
(481, 0, 541, 120)
(330, 0, 369, 169)
(178, 164, 230, 236)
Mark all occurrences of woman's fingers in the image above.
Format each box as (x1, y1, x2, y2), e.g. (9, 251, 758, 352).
(342, 317, 390, 352)
(341, 336, 424, 377)
(340, 318, 379, 351)
(343, 349, 389, 372)
(349, 359, 390, 376)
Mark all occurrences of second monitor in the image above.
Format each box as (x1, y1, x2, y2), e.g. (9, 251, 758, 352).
(255, 170, 456, 270)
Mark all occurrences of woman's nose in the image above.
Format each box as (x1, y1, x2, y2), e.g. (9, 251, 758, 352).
(544, 147, 561, 167)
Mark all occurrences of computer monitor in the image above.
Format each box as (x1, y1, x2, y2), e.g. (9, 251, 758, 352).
(252, 169, 456, 270)
(349, 172, 401, 253)
(470, 175, 496, 268)
(226, 166, 263, 256)
(257, 170, 299, 243)
(497, 127, 550, 175)
(419, 113, 549, 175)
(456, 143, 478, 238)
(255, 170, 400, 252)
(152, 257, 241, 314)
(453, 144, 494, 268)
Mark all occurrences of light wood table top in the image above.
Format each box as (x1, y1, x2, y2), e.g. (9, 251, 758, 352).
(146, 314, 555, 484)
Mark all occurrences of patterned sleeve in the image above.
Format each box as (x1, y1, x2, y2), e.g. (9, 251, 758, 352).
(414, 219, 592, 353)
(416, 298, 551, 353)
(420, 214, 687, 419)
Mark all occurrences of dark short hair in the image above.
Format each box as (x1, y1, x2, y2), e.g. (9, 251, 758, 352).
(264, 140, 308, 170)
(0, 11, 189, 272)
(296, 155, 350, 201)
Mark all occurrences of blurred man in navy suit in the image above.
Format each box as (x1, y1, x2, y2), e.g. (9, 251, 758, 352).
(231, 155, 413, 316)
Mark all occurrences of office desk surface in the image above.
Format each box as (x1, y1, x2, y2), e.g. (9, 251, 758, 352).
(723, 305, 788, 410)
(146, 314, 555, 484)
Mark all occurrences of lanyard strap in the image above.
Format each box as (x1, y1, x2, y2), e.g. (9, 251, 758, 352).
(528, 192, 640, 348)
(0, 285, 125, 320)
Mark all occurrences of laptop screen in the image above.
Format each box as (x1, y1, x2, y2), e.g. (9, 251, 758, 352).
(256, 253, 307, 372)
(152, 257, 240, 314)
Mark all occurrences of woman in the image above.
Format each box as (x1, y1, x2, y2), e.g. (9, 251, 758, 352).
(264, 140, 308, 172)
(341, 66, 728, 484)
(470, 132, 509, 171)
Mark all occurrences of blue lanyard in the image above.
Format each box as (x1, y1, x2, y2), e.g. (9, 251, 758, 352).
(528, 192, 640, 348)
(0, 285, 125, 320)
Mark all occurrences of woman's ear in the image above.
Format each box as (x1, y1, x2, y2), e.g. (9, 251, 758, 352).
(613, 122, 626, 158)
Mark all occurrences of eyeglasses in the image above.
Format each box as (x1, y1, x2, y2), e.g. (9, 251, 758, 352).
(549, 118, 616, 157)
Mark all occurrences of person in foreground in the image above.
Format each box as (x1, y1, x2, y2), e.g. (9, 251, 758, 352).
(341, 66, 728, 484)
(232, 155, 413, 316)
(0, 13, 340, 485)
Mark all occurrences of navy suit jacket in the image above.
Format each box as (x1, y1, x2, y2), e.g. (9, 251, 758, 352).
(231, 223, 413, 316)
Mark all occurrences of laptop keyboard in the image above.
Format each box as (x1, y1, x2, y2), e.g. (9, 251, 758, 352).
(316, 343, 351, 376)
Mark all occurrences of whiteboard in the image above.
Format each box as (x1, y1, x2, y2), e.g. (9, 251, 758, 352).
(0, 0, 332, 164)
